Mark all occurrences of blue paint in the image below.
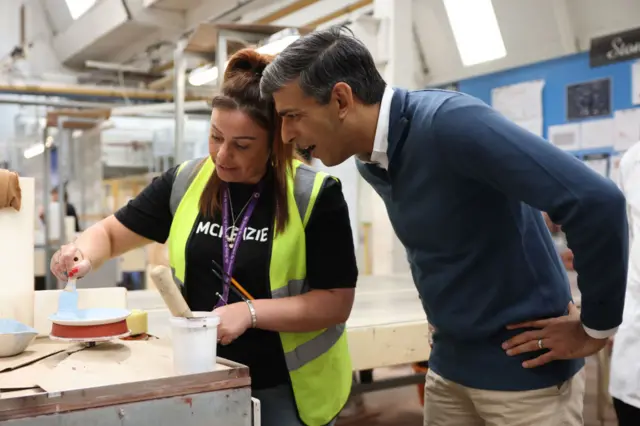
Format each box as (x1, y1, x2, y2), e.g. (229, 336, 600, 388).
(456, 52, 637, 156)
(0, 319, 37, 334)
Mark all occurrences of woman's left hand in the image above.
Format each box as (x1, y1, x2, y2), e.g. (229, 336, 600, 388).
(213, 302, 252, 346)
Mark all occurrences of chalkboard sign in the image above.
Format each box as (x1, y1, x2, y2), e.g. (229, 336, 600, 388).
(566, 78, 611, 120)
(589, 27, 640, 67)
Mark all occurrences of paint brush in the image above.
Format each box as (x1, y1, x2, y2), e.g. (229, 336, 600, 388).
(57, 276, 79, 315)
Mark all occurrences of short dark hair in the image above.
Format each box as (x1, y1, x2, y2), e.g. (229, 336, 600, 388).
(260, 25, 386, 105)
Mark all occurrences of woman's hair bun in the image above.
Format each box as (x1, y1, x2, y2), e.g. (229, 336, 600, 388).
(223, 48, 272, 84)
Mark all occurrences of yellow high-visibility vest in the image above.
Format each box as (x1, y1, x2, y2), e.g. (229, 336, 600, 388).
(167, 157, 352, 425)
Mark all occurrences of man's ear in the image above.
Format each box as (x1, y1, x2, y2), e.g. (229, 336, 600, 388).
(332, 82, 354, 120)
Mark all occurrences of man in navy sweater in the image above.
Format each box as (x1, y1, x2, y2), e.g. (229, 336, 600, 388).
(261, 26, 629, 425)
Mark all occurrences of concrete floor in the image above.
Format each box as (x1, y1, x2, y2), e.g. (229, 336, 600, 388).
(338, 356, 618, 426)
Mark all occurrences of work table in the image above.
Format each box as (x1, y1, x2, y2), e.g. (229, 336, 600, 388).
(0, 338, 253, 425)
(130, 274, 432, 371)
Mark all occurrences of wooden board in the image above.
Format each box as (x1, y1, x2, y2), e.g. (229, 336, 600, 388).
(348, 321, 430, 370)
(0, 344, 85, 390)
(37, 339, 179, 392)
(0, 340, 250, 422)
(0, 339, 232, 393)
(33, 288, 128, 336)
(0, 338, 74, 373)
(0, 177, 35, 327)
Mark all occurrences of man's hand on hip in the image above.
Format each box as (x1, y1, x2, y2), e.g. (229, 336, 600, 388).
(501, 302, 607, 368)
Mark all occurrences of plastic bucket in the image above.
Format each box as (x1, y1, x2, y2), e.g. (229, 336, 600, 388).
(169, 312, 220, 375)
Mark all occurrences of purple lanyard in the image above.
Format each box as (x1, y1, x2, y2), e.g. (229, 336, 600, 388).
(215, 181, 263, 308)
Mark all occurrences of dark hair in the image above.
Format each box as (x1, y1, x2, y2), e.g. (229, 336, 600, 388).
(200, 48, 294, 233)
(260, 25, 386, 105)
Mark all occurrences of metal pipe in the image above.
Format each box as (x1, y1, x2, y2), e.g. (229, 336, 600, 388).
(84, 60, 152, 75)
(0, 83, 208, 102)
(215, 33, 229, 91)
(43, 127, 54, 289)
(78, 135, 86, 232)
(0, 97, 123, 109)
(19, 4, 26, 48)
(112, 100, 209, 116)
(57, 119, 68, 280)
(173, 39, 188, 164)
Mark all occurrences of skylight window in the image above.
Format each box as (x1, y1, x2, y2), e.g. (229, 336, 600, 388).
(443, 0, 506, 66)
(65, 0, 97, 20)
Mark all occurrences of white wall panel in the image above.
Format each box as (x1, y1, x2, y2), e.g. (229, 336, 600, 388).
(568, 0, 640, 49)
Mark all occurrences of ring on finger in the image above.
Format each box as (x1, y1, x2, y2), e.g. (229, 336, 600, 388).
(537, 338, 544, 350)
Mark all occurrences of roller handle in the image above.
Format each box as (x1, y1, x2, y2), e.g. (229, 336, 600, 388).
(150, 265, 193, 318)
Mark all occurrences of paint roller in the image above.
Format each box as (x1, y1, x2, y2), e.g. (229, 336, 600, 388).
(150, 265, 193, 318)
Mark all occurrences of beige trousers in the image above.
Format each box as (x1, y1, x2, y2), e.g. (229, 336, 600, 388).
(423, 367, 586, 426)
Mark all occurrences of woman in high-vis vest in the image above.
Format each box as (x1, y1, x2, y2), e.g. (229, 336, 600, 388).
(49, 49, 358, 426)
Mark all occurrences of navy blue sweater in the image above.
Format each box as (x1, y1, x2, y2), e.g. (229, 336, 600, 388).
(357, 88, 629, 391)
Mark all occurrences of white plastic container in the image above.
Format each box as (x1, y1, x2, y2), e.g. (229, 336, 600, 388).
(169, 312, 220, 375)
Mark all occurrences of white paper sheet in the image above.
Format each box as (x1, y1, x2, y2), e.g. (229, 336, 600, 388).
(548, 123, 581, 151)
(584, 158, 609, 177)
(518, 119, 544, 138)
(579, 118, 614, 149)
(632, 61, 640, 105)
(613, 108, 640, 152)
(610, 154, 623, 186)
(491, 80, 545, 136)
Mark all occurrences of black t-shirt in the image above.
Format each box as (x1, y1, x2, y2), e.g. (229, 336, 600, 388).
(114, 166, 358, 390)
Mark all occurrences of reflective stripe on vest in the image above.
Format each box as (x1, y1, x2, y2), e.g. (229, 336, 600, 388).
(272, 279, 346, 371)
(170, 158, 204, 217)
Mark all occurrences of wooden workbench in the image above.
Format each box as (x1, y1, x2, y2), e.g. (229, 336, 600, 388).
(0, 338, 253, 425)
(128, 274, 432, 371)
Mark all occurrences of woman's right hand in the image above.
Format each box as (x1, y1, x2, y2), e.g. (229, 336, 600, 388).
(50, 243, 92, 281)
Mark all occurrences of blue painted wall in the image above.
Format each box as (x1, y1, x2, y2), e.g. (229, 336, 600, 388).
(457, 52, 636, 144)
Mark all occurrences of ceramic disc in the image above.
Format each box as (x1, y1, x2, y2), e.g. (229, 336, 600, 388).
(49, 308, 131, 326)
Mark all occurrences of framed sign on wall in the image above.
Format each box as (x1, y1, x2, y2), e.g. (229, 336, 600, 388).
(589, 27, 640, 67)
(566, 78, 612, 120)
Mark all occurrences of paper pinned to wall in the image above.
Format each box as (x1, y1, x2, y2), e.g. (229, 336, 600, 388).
(632, 61, 640, 105)
(613, 108, 640, 152)
(517, 119, 544, 138)
(584, 158, 609, 177)
(610, 154, 623, 186)
(579, 118, 614, 149)
(548, 123, 581, 151)
(491, 80, 545, 136)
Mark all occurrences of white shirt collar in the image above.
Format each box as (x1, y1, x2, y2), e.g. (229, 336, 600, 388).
(359, 86, 394, 170)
